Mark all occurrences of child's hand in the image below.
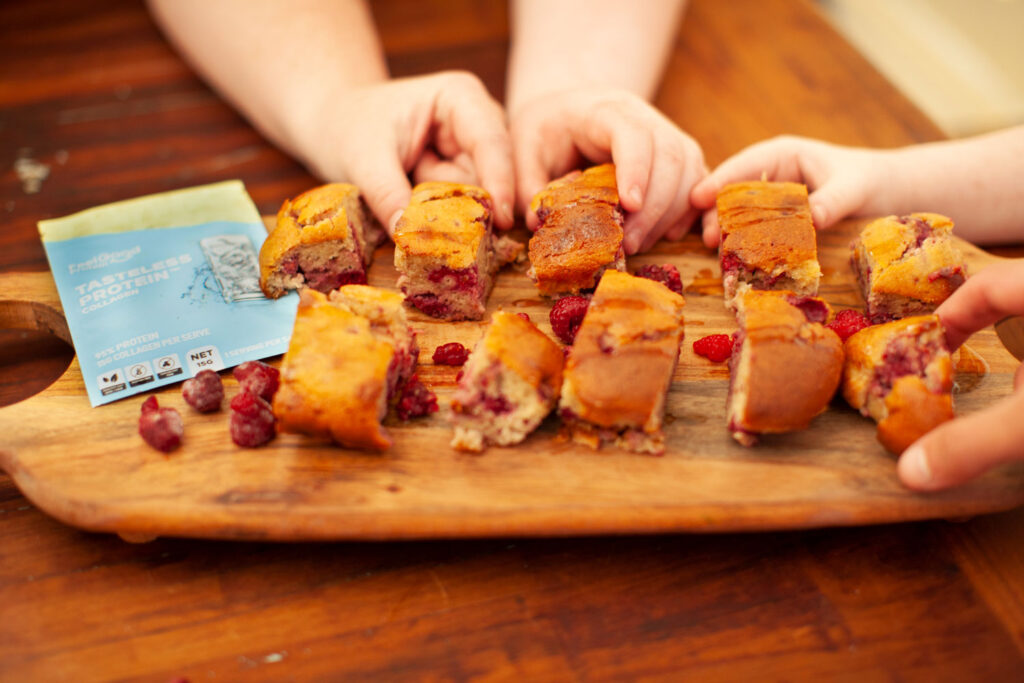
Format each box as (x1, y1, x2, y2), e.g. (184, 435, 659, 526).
(690, 135, 892, 247)
(296, 71, 515, 233)
(898, 261, 1024, 491)
(510, 88, 707, 254)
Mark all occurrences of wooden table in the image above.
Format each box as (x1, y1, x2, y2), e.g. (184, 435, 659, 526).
(2, 0, 1022, 679)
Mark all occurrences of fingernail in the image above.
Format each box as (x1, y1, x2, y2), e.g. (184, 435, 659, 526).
(501, 202, 513, 225)
(628, 186, 643, 208)
(388, 210, 403, 233)
(899, 444, 933, 488)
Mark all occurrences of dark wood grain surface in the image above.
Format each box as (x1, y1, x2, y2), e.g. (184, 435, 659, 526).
(2, 0, 1022, 679)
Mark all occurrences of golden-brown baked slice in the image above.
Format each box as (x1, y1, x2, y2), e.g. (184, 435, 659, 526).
(527, 163, 626, 297)
(394, 181, 521, 320)
(329, 284, 420, 392)
(727, 290, 843, 446)
(851, 213, 967, 323)
(842, 314, 953, 453)
(272, 286, 421, 450)
(558, 270, 685, 454)
(450, 310, 565, 452)
(717, 181, 821, 306)
(259, 183, 384, 298)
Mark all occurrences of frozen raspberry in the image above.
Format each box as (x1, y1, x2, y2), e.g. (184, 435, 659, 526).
(232, 360, 280, 402)
(635, 264, 683, 295)
(141, 395, 159, 415)
(229, 390, 276, 447)
(693, 334, 734, 363)
(827, 309, 871, 342)
(138, 397, 183, 453)
(396, 374, 438, 420)
(432, 342, 469, 366)
(181, 369, 224, 413)
(549, 295, 589, 345)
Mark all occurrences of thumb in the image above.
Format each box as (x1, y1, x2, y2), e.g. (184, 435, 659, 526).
(807, 177, 866, 229)
(354, 157, 413, 236)
(512, 136, 552, 231)
(898, 388, 1024, 491)
(690, 174, 721, 210)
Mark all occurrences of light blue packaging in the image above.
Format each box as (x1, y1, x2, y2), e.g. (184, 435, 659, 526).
(38, 180, 298, 407)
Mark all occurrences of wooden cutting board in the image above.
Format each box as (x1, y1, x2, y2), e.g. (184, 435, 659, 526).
(1, 219, 1022, 542)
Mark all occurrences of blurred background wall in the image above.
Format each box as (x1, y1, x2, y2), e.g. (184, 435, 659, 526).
(819, 0, 1024, 137)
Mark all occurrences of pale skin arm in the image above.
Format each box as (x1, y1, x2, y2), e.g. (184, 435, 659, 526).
(146, 0, 515, 230)
(691, 125, 1024, 246)
(507, 0, 686, 109)
(507, 0, 706, 254)
(877, 126, 1024, 244)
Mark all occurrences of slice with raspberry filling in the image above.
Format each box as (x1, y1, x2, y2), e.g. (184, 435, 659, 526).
(394, 181, 522, 321)
(841, 314, 953, 454)
(450, 311, 564, 452)
(716, 181, 822, 309)
(527, 164, 626, 297)
(851, 213, 967, 323)
(259, 183, 385, 298)
(558, 270, 685, 455)
(727, 290, 843, 446)
(273, 285, 425, 450)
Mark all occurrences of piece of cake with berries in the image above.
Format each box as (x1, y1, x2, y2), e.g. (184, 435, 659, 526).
(330, 284, 421, 386)
(393, 181, 522, 321)
(851, 213, 967, 323)
(450, 310, 565, 452)
(527, 163, 626, 297)
(272, 286, 426, 450)
(842, 314, 953, 454)
(558, 270, 685, 455)
(717, 181, 821, 307)
(727, 289, 843, 446)
(259, 183, 385, 298)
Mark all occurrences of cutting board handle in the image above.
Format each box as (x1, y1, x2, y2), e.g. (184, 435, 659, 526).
(0, 271, 70, 345)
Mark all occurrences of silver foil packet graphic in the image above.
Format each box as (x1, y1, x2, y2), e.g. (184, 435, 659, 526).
(200, 234, 264, 303)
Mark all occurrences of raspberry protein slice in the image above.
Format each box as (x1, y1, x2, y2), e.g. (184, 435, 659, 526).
(693, 334, 734, 363)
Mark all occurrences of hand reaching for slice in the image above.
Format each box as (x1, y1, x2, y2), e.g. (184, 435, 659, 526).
(690, 135, 893, 248)
(898, 261, 1024, 491)
(296, 71, 516, 233)
(511, 87, 707, 254)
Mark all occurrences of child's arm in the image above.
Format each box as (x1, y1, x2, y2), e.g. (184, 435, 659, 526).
(691, 125, 1024, 247)
(881, 126, 1024, 244)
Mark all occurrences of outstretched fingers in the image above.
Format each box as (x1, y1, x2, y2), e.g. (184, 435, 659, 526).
(434, 72, 516, 229)
(935, 261, 1024, 350)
